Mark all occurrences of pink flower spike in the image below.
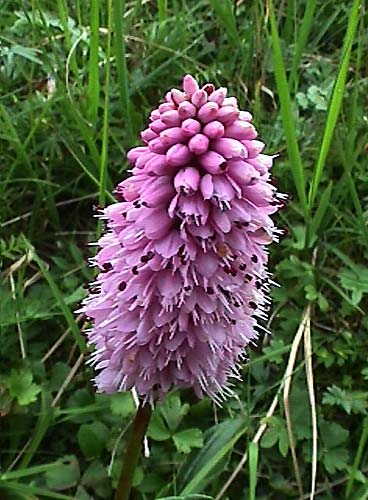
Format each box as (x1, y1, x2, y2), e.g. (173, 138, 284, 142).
(81, 74, 283, 403)
(203, 121, 225, 139)
(188, 133, 209, 155)
(174, 166, 200, 195)
(166, 144, 192, 166)
(183, 74, 199, 96)
(178, 101, 197, 119)
(212, 137, 247, 159)
(197, 151, 227, 174)
(198, 102, 219, 123)
(191, 89, 207, 107)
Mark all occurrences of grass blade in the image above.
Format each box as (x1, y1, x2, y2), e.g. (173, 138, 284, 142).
(336, 130, 368, 250)
(308, 0, 361, 209)
(308, 182, 333, 246)
(248, 442, 259, 500)
(113, 0, 134, 144)
(19, 391, 54, 469)
(1, 481, 74, 500)
(209, 0, 239, 48)
(23, 238, 86, 353)
(178, 418, 247, 495)
(157, 0, 168, 24)
(99, 0, 113, 212)
(86, 0, 100, 127)
(267, 0, 308, 218)
(289, 0, 317, 92)
(346, 416, 368, 497)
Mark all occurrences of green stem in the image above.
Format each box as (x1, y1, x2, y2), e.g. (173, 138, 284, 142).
(114, 402, 152, 500)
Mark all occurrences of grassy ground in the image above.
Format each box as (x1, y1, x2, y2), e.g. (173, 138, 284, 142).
(1, 0, 368, 498)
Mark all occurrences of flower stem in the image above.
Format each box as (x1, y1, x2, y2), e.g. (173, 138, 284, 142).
(114, 402, 152, 500)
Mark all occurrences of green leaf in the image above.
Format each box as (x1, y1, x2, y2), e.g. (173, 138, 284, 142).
(109, 392, 135, 417)
(49, 363, 71, 393)
(77, 422, 109, 459)
(278, 427, 289, 458)
(173, 428, 204, 454)
(81, 461, 113, 498)
(263, 339, 287, 364)
(45, 457, 80, 491)
(260, 426, 279, 449)
(320, 420, 349, 449)
(322, 385, 367, 415)
(147, 412, 171, 441)
(160, 393, 190, 433)
(5, 369, 41, 405)
(11, 45, 42, 64)
(323, 445, 349, 474)
(338, 266, 368, 305)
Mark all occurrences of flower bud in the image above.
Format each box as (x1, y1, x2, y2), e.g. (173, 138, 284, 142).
(191, 89, 207, 107)
(197, 151, 227, 174)
(208, 87, 227, 105)
(178, 101, 197, 119)
(203, 121, 225, 139)
(183, 74, 199, 96)
(160, 127, 186, 147)
(217, 105, 239, 124)
(197, 102, 219, 123)
(166, 144, 192, 166)
(181, 118, 201, 137)
(188, 134, 209, 155)
(161, 110, 182, 127)
(224, 120, 258, 140)
(212, 138, 247, 159)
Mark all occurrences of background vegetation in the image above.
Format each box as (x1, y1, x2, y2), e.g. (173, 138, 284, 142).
(1, 0, 367, 498)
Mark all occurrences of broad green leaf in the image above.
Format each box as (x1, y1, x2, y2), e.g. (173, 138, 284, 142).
(323, 446, 349, 474)
(173, 428, 204, 454)
(77, 422, 109, 459)
(109, 392, 135, 417)
(45, 457, 80, 491)
(5, 369, 41, 405)
(81, 461, 113, 499)
(147, 412, 171, 441)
